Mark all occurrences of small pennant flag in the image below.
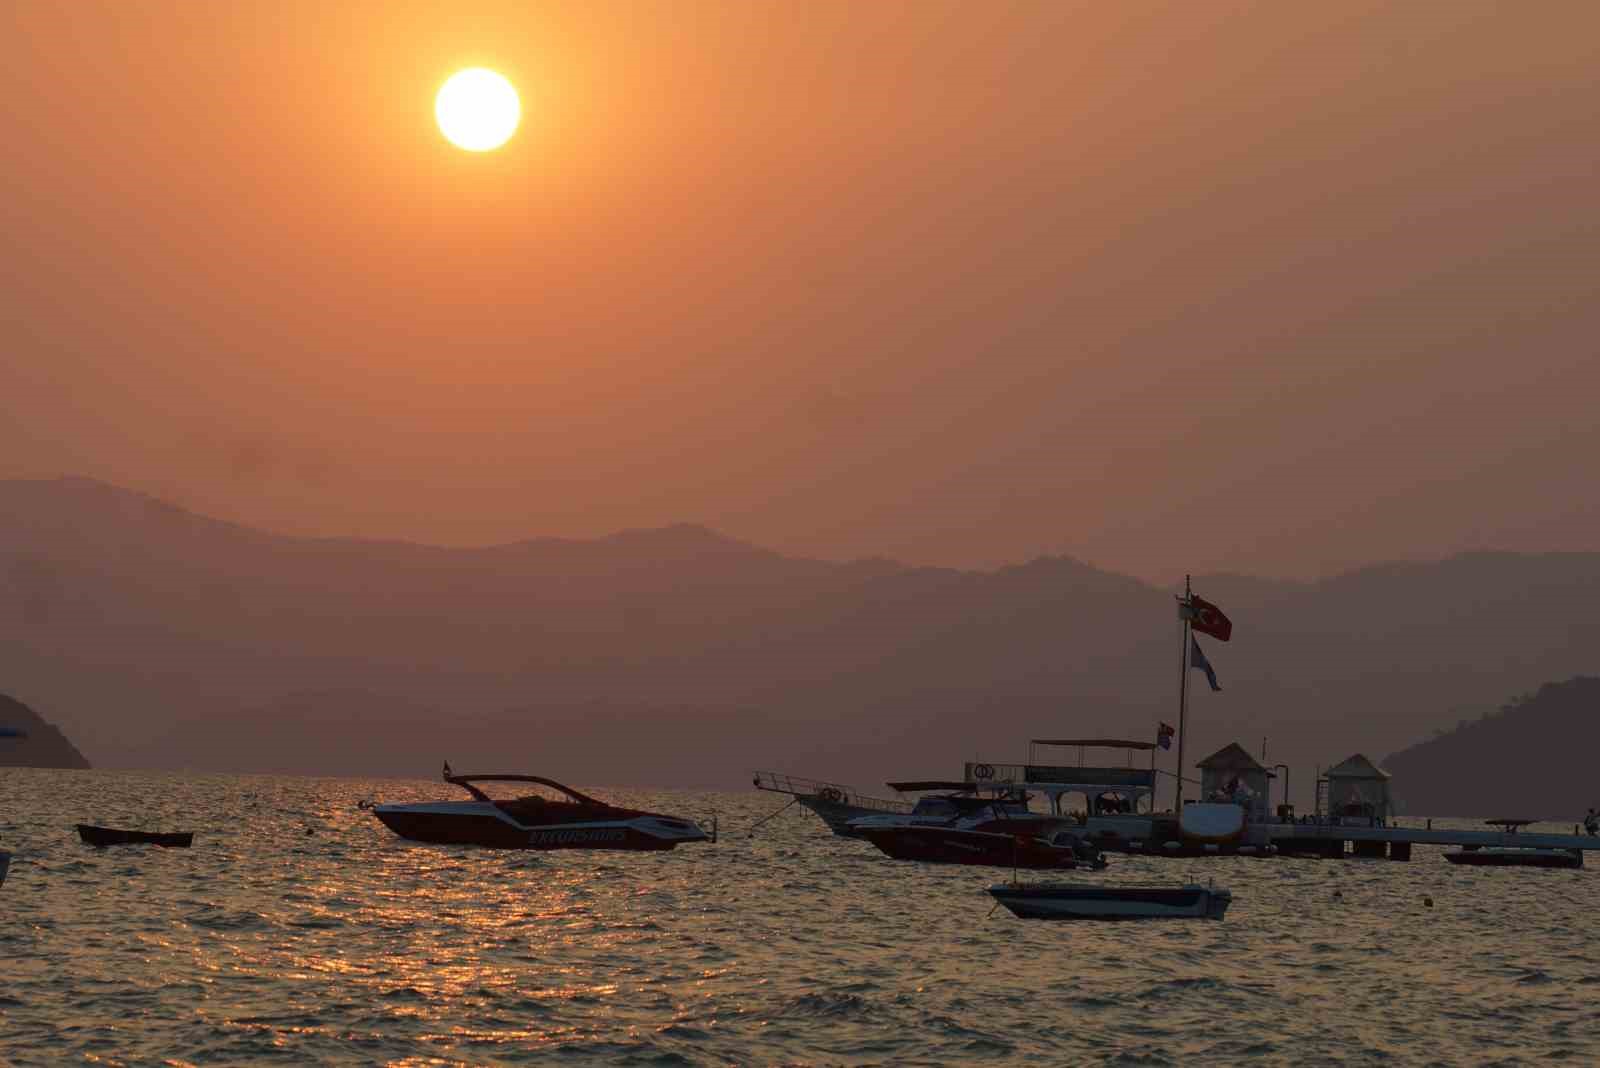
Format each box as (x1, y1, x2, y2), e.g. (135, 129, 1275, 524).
(1190, 636, 1222, 692)
(1157, 722, 1175, 750)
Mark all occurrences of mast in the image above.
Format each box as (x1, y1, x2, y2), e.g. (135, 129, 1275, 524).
(1174, 574, 1192, 810)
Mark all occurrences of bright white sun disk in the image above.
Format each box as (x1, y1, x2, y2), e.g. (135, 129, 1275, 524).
(436, 68, 520, 152)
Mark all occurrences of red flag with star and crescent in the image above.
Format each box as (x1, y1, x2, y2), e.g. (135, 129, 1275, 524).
(1189, 595, 1232, 642)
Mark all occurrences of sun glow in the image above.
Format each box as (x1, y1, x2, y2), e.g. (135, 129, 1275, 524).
(435, 68, 521, 152)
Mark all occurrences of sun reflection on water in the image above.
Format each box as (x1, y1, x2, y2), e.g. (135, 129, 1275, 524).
(3, 769, 1599, 1063)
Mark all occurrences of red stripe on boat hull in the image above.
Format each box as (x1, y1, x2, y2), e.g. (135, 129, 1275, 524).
(373, 810, 681, 851)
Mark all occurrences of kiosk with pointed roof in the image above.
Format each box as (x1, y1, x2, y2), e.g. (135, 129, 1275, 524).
(1196, 742, 1274, 821)
(1324, 753, 1392, 826)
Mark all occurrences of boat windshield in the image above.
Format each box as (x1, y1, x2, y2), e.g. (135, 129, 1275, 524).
(911, 794, 1034, 820)
(911, 797, 961, 819)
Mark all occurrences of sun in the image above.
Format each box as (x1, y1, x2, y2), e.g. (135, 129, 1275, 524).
(435, 68, 520, 152)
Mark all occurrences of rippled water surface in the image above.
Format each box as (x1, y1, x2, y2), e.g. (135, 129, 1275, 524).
(3, 769, 1598, 1065)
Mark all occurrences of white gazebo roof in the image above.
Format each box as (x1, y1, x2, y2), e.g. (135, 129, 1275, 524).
(1326, 753, 1390, 781)
(1197, 742, 1268, 773)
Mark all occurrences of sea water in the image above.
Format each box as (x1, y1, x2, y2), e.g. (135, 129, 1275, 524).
(2, 768, 1597, 1065)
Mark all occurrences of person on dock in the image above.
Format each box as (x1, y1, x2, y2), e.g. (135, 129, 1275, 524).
(1585, 808, 1598, 837)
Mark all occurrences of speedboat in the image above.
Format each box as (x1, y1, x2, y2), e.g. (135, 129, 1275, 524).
(1443, 820, 1585, 869)
(370, 768, 715, 851)
(988, 880, 1233, 920)
(1445, 847, 1582, 869)
(848, 781, 1107, 870)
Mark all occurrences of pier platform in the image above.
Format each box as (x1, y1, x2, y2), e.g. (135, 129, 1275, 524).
(1262, 821, 1598, 857)
(1083, 815, 1598, 860)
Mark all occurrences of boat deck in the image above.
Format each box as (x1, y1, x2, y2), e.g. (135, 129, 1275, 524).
(751, 771, 909, 813)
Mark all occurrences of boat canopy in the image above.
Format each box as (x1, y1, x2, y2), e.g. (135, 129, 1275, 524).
(966, 761, 1156, 791)
(888, 780, 981, 793)
(1032, 738, 1158, 751)
(445, 773, 607, 807)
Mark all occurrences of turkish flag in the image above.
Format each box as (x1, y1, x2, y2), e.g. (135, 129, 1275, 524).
(1190, 595, 1232, 642)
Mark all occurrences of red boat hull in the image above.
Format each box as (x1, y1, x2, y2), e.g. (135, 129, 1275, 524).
(858, 825, 1095, 869)
(373, 808, 680, 850)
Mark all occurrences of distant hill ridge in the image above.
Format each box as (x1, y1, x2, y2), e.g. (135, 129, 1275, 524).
(1383, 676, 1600, 819)
(0, 693, 91, 769)
(1, 476, 1597, 795)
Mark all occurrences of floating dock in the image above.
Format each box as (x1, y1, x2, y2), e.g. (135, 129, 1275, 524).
(1262, 820, 1596, 861)
(957, 753, 1597, 863)
(1067, 816, 1597, 861)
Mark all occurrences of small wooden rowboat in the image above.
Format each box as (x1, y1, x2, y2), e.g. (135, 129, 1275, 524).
(76, 824, 194, 848)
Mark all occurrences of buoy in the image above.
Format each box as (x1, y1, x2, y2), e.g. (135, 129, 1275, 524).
(1332, 889, 1343, 900)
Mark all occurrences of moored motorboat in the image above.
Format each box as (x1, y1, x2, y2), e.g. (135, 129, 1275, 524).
(988, 880, 1232, 920)
(849, 782, 1107, 870)
(1444, 847, 1581, 869)
(371, 767, 715, 851)
(77, 824, 194, 848)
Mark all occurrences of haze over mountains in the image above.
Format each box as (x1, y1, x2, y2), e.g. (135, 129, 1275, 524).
(2, 477, 1596, 803)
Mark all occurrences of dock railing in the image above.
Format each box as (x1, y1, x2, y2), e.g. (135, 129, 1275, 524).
(964, 761, 1156, 789)
(752, 771, 911, 813)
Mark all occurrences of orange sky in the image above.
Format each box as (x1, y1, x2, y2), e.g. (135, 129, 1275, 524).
(2, 0, 1597, 580)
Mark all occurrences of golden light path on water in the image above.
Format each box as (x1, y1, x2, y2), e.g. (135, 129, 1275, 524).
(3, 768, 1599, 1064)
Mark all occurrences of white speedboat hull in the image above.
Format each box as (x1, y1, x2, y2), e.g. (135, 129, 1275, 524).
(372, 800, 710, 850)
(1179, 803, 1246, 843)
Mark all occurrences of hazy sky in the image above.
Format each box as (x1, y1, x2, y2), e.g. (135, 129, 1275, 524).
(3, 1, 1597, 580)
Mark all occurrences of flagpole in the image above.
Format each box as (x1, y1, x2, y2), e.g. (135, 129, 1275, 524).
(1174, 574, 1192, 811)
(1150, 737, 1161, 815)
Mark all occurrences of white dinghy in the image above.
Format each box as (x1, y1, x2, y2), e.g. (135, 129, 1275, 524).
(988, 880, 1232, 920)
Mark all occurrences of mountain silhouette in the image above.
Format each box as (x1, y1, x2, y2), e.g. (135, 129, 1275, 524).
(0, 692, 91, 769)
(1383, 676, 1600, 819)
(1, 477, 1596, 802)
